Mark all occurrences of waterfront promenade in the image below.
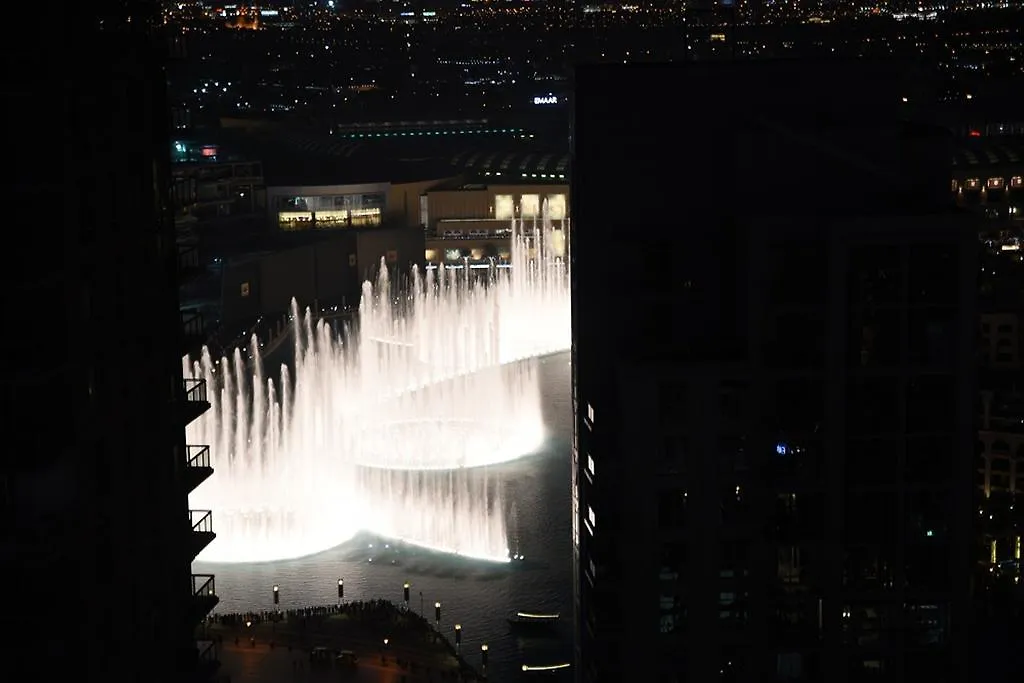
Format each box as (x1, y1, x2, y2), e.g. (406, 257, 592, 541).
(205, 600, 486, 683)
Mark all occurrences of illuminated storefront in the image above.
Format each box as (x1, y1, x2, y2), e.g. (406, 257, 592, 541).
(271, 189, 385, 230)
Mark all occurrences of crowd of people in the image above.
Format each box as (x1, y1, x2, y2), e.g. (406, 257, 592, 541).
(205, 598, 482, 681)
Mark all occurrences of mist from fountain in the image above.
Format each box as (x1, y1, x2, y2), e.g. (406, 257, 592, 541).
(185, 215, 570, 564)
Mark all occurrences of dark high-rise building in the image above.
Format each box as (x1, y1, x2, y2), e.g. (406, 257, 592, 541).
(5, 5, 219, 682)
(571, 61, 978, 683)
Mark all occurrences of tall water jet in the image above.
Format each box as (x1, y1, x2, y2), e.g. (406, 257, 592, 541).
(185, 213, 570, 563)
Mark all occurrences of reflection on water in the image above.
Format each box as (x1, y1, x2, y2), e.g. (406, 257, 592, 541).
(198, 353, 573, 680)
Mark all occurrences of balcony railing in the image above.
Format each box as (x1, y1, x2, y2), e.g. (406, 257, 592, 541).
(197, 640, 219, 665)
(192, 574, 216, 598)
(178, 242, 200, 272)
(190, 510, 214, 534)
(182, 309, 205, 349)
(186, 445, 211, 469)
(183, 378, 208, 404)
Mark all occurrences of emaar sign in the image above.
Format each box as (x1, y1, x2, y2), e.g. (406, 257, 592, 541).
(533, 95, 558, 105)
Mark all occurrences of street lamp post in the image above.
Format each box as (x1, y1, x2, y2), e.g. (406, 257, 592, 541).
(454, 624, 462, 655)
(481, 644, 488, 677)
(403, 582, 410, 609)
(337, 578, 344, 604)
(272, 584, 279, 609)
(382, 638, 389, 665)
(435, 601, 441, 626)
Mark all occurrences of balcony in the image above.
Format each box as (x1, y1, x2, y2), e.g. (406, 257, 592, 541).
(182, 308, 206, 358)
(194, 640, 221, 680)
(178, 378, 210, 426)
(189, 510, 216, 560)
(178, 242, 202, 281)
(184, 445, 213, 492)
(190, 574, 219, 624)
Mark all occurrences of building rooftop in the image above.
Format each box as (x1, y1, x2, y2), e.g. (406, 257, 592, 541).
(952, 140, 1024, 169)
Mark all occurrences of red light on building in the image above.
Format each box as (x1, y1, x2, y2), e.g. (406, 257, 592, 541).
(969, 130, 981, 137)
(201, 146, 218, 157)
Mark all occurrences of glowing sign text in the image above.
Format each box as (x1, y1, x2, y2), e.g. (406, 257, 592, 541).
(533, 95, 558, 105)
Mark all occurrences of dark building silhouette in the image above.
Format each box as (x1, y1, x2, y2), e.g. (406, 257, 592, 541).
(5, 5, 219, 683)
(571, 61, 978, 683)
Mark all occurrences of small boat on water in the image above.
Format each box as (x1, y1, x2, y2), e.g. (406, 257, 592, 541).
(507, 611, 560, 630)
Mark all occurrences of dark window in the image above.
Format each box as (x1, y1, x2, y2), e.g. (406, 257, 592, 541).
(845, 491, 899, 544)
(905, 488, 951, 539)
(777, 545, 821, 589)
(842, 602, 894, 647)
(658, 489, 688, 529)
(763, 311, 825, 368)
(718, 436, 747, 474)
(661, 435, 687, 475)
(908, 244, 958, 306)
(904, 602, 950, 646)
(770, 598, 819, 645)
(773, 492, 825, 541)
(659, 382, 687, 426)
(848, 245, 904, 307)
(908, 308, 957, 367)
(771, 379, 824, 434)
(847, 377, 901, 435)
(721, 542, 748, 577)
(847, 438, 902, 488)
(721, 485, 750, 525)
(905, 542, 951, 591)
(907, 375, 956, 433)
(842, 546, 897, 591)
(848, 308, 902, 367)
(718, 381, 746, 423)
(637, 240, 677, 290)
(905, 436, 954, 486)
(767, 241, 827, 307)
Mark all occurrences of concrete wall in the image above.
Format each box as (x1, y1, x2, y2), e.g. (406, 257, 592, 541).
(221, 259, 262, 324)
(260, 245, 317, 314)
(356, 226, 426, 282)
(219, 227, 424, 327)
(388, 178, 455, 227)
(314, 235, 361, 309)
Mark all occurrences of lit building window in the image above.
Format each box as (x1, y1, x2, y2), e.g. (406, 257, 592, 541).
(951, 179, 958, 192)
(988, 177, 1005, 189)
(587, 454, 595, 476)
(965, 178, 981, 190)
(587, 403, 595, 423)
(547, 193, 567, 220)
(588, 505, 597, 528)
(520, 194, 540, 219)
(1011, 176, 1023, 188)
(494, 194, 514, 221)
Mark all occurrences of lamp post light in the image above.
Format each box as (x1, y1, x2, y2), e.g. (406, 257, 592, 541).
(272, 584, 279, 607)
(403, 581, 410, 608)
(382, 637, 389, 665)
(337, 578, 344, 604)
(435, 601, 441, 625)
(454, 624, 462, 654)
(481, 644, 488, 676)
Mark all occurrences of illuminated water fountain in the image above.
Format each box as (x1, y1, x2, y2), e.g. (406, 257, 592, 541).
(185, 214, 570, 564)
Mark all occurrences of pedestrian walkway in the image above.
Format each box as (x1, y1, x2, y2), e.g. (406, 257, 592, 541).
(206, 600, 481, 683)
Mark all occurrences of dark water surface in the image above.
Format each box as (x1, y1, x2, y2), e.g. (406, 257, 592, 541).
(196, 352, 573, 680)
